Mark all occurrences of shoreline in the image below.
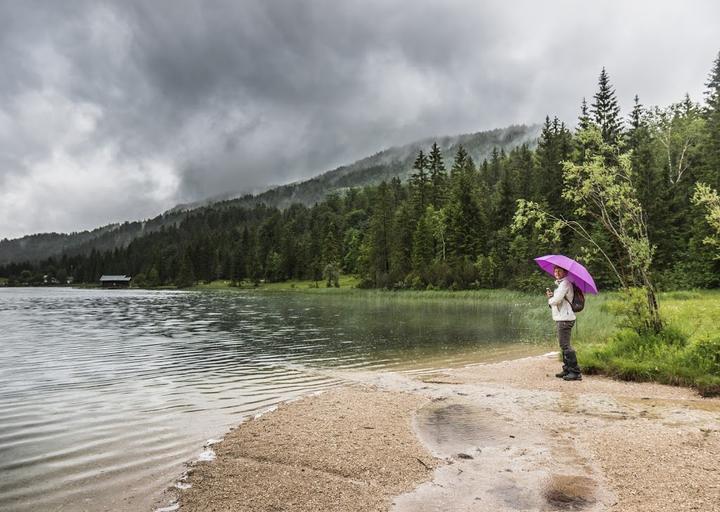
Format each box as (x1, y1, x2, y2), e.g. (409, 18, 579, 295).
(173, 354, 720, 512)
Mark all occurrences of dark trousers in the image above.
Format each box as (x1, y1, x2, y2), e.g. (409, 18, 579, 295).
(557, 320, 575, 352)
(557, 320, 580, 373)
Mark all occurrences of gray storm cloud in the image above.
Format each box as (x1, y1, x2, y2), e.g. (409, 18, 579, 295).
(0, 0, 718, 239)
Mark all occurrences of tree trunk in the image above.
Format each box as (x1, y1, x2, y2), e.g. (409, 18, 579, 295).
(640, 268, 663, 332)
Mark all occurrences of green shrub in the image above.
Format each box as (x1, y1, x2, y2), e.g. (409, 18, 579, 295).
(512, 272, 548, 293)
(604, 287, 669, 335)
(686, 336, 720, 375)
(694, 375, 720, 397)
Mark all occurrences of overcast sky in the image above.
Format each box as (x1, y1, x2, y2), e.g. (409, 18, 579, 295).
(0, 0, 718, 239)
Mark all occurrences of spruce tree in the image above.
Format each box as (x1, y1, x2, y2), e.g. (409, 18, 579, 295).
(428, 142, 447, 207)
(702, 50, 720, 190)
(410, 150, 430, 216)
(365, 182, 394, 287)
(390, 203, 414, 283)
(487, 147, 502, 189)
(629, 94, 643, 131)
(578, 97, 592, 131)
(446, 153, 486, 264)
(450, 146, 469, 178)
(590, 68, 623, 145)
(411, 211, 435, 276)
(176, 250, 196, 288)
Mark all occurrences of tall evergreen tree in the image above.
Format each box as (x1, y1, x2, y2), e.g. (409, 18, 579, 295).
(450, 146, 470, 178)
(629, 94, 643, 131)
(411, 211, 434, 276)
(390, 203, 414, 282)
(364, 182, 394, 287)
(176, 250, 196, 288)
(486, 147, 502, 189)
(410, 150, 430, 216)
(702, 50, 720, 190)
(590, 68, 623, 145)
(428, 142, 447, 207)
(446, 152, 486, 263)
(535, 116, 573, 218)
(578, 97, 592, 131)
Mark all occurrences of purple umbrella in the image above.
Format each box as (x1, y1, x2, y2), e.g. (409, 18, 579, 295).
(534, 254, 599, 295)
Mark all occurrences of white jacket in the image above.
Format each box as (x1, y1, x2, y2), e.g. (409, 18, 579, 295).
(548, 277, 576, 321)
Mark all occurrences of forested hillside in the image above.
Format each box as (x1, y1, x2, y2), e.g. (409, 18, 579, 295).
(0, 125, 538, 266)
(2, 56, 720, 291)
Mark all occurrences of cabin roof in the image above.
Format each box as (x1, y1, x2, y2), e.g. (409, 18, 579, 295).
(99, 275, 132, 282)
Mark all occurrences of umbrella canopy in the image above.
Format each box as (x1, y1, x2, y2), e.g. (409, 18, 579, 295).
(534, 254, 599, 295)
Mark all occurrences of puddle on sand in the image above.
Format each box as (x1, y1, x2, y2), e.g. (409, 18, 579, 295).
(394, 397, 606, 512)
(414, 400, 509, 457)
(544, 474, 596, 510)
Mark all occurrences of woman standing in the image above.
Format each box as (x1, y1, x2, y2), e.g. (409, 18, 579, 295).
(546, 265, 582, 381)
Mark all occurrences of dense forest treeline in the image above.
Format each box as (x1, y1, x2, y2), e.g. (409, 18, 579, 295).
(0, 125, 538, 265)
(2, 55, 720, 291)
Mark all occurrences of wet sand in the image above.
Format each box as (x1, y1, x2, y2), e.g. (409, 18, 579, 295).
(175, 354, 720, 511)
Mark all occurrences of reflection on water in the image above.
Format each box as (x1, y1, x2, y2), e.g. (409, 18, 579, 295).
(0, 287, 550, 511)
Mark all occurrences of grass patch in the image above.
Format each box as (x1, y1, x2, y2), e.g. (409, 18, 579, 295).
(191, 280, 235, 290)
(578, 290, 720, 396)
(191, 275, 362, 293)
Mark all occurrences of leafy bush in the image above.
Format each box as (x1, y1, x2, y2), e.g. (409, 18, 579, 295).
(604, 287, 663, 334)
(685, 336, 720, 375)
(512, 272, 549, 293)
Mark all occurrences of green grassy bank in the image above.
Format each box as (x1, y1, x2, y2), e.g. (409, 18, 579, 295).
(191, 275, 362, 292)
(578, 290, 720, 396)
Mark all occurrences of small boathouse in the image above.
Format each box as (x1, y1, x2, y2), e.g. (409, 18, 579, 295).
(99, 275, 132, 288)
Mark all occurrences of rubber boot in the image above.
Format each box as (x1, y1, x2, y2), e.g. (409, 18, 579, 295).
(562, 350, 582, 381)
(555, 352, 569, 378)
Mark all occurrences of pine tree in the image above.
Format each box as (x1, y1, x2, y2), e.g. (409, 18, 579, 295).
(364, 182, 394, 287)
(590, 68, 623, 145)
(428, 142, 447, 207)
(578, 97, 592, 131)
(487, 147, 502, 189)
(322, 220, 342, 267)
(411, 211, 434, 275)
(629, 94, 643, 131)
(450, 146, 469, 178)
(702, 50, 720, 190)
(493, 163, 515, 227)
(535, 117, 562, 209)
(390, 203, 414, 283)
(446, 152, 486, 262)
(410, 150, 430, 216)
(176, 250, 196, 288)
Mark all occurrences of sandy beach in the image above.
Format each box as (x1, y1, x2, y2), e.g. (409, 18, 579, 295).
(174, 354, 720, 512)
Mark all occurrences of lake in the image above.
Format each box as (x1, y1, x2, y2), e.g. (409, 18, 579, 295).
(0, 287, 553, 511)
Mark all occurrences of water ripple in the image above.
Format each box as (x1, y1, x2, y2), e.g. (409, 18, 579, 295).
(0, 287, 547, 511)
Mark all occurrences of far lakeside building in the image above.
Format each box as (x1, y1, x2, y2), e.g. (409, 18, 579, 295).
(99, 275, 132, 288)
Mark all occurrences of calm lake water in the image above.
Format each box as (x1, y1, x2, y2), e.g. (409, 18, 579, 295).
(0, 287, 552, 511)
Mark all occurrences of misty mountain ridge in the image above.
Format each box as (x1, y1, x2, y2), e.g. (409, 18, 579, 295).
(0, 124, 540, 265)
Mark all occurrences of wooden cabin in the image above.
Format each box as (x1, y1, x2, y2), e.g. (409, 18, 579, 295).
(99, 275, 132, 288)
